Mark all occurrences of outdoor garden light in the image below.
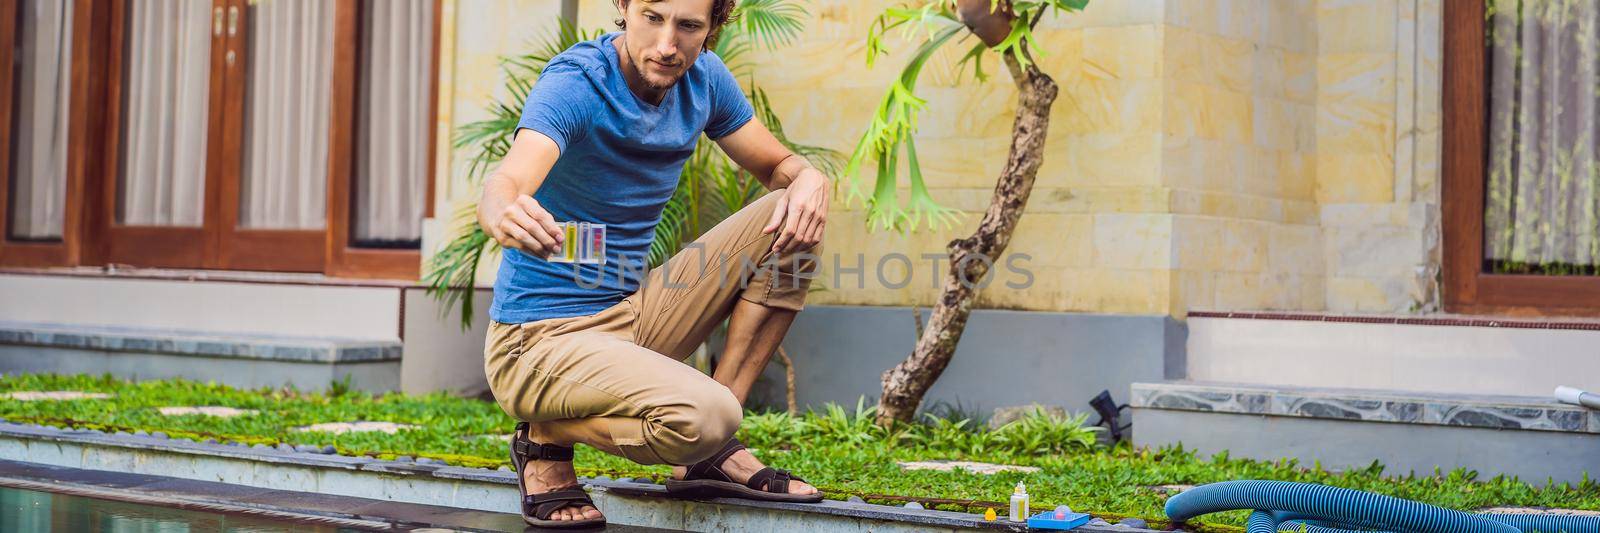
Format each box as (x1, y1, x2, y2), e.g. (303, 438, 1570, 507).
(1089, 390, 1131, 442)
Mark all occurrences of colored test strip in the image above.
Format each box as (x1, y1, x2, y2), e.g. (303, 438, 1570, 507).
(582, 219, 595, 260)
(564, 222, 577, 262)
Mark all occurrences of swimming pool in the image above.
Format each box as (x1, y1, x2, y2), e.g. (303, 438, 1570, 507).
(0, 485, 368, 532)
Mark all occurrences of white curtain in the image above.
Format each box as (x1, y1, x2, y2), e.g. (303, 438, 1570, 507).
(239, 0, 333, 230)
(1485, 0, 1600, 273)
(118, 0, 211, 227)
(9, 0, 73, 239)
(354, 0, 432, 244)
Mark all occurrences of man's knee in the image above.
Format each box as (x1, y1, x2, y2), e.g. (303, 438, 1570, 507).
(648, 386, 742, 465)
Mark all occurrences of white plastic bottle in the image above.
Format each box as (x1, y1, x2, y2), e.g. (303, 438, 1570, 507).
(1009, 481, 1030, 522)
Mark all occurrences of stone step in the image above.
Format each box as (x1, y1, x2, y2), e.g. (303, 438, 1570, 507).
(1131, 380, 1597, 483)
(0, 270, 408, 340)
(1184, 312, 1600, 397)
(0, 320, 401, 392)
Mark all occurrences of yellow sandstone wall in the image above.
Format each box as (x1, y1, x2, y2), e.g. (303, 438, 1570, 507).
(1160, 1, 1322, 314)
(1315, 0, 1442, 312)
(692, 0, 1185, 314)
(428, 0, 1445, 317)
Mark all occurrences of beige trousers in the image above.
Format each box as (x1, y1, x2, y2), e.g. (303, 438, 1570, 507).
(484, 190, 816, 466)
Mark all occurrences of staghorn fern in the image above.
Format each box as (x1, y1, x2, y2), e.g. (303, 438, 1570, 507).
(844, 0, 1088, 233)
(427, 1, 841, 329)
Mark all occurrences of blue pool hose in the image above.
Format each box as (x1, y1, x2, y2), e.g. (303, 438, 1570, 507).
(1166, 480, 1599, 533)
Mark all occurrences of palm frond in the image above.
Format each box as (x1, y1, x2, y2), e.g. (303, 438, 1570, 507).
(714, 36, 757, 77)
(452, 20, 602, 186)
(649, 186, 692, 267)
(423, 204, 497, 330)
(732, 0, 808, 50)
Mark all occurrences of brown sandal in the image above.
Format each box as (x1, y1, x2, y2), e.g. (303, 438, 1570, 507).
(665, 437, 824, 503)
(509, 422, 605, 529)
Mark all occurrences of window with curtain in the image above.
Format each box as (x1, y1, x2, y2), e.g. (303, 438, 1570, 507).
(239, 0, 334, 231)
(354, 0, 433, 247)
(1485, 0, 1600, 276)
(117, 0, 211, 227)
(8, 0, 73, 240)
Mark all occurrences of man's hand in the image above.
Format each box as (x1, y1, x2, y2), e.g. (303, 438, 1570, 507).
(762, 168, 829, 254)
(477, 132, 565, 259)
(488, 194, 565, 259)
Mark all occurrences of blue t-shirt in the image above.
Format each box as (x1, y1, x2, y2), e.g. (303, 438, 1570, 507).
(490, 33, 755, 324)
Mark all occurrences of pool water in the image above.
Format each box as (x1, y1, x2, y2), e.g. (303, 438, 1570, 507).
(0, 486, 365, 532)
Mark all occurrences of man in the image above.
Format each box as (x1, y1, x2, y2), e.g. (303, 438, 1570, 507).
(478, 0, 830, 527)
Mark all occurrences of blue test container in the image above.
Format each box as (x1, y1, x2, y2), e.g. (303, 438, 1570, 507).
(1026, 509, 1092, 530)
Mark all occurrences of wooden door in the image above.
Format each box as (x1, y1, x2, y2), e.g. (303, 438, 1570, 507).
(96, 0, 339, 272)
(209, 0, 333, 272)
(95, 0, 228, 268)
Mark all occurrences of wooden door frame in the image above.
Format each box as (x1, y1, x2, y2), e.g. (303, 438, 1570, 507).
(86, 0, 227, 269)
(210, 0, 328, 273)
(1441, 0, 1600, 315)
(324, 0, 441, 280)
(0, 0, 101, 268)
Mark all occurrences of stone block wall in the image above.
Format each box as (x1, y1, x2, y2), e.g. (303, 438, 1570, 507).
(1161, 0, 1324, 313)
(1315, 0, 1443, 312)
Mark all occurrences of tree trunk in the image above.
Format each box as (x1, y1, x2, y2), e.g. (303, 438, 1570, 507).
(775, 346, 799, 415)
(875, 53, 1058, 426)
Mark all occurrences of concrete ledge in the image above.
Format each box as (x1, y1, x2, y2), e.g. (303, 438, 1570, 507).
(0, 421, 1152, 533)
(0, 459, 543, 532)
(753, 306, 1185, 416)
(1184, 313, 1600, 397)
(0, 321, 403, 392)
(0, 346, 400, 392)
(0, 273, 405, 340)
(1133, 408, 1599, 483)
(0, 321, 400, 363)
(1132, 382, 1599, 483)
(1133, 381, 1596, 434)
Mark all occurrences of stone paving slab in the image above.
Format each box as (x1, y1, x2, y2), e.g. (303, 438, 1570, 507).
(157, 406, 257, 417)
(898, 460, 1042, 475)
(293, 421, 417, 434)
(2, 391, 111, 401)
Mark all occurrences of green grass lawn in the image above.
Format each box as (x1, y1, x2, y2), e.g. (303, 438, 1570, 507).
(1, 374, 1595, 530)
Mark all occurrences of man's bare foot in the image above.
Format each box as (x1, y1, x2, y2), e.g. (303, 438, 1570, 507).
(523, 457, 604, 522)
(671, 448, 818, 496)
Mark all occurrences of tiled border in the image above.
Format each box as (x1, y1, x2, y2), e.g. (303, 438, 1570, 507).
(0, 422, 1152, 533)
(1132, 381, 1596, 434)
(0, 321, 401, 363)
(1186, 311, 1600, 331)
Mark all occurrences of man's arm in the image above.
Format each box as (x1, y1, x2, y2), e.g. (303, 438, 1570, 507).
(716, 120, 830, 253)
(477, 131, 567, 259)
(714, 119, 810, 190)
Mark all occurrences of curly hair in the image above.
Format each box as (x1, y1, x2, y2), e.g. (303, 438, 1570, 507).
(614, 0, 740, 51)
